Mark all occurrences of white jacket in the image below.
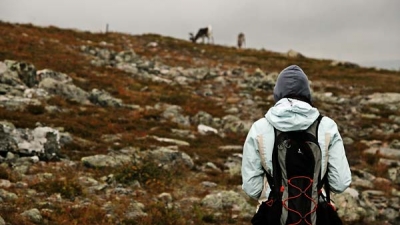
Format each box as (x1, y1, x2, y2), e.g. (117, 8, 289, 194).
(241, 98, 352, 200)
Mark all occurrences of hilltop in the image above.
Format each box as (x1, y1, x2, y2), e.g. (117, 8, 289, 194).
(0, 21, 399, 225)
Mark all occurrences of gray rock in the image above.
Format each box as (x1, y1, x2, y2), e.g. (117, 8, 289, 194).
(286, 49, 305, 58)
(197, 124, 218, 135)
(388, 167, 400, 185)
(145, 147, 194, 169)
(0, 95, 41, 111)
(218, 145, 243, 151)
(89, 88, 123, 107)
(36, 69, 72, 83)
(4, 60, 38, 87)
(364, 147, 400, 160)
(0, 189, 18, 201)
(333, 191, 366, 222)
(201, 190, 254, 218)
(158, 104, 190, 127)
(20, 208, 42, 223)
(39, 78, 90, 104)
(202, 181, 218, 188)
(13, 126, 61, 160)
(0, 127, 18, 153)
(115, 50, 138, 63)
(389, 139, 400, 149)
(192, 111, 214, 126)
(330, 60, 360, 68)
(362, 92, 400, 105)
(383, 207, 399, 221)
(81, 154, 132, 168)
(124, 201, 147, 219)
(379, 158, 400, 167)
(0, 69, 25, 87)
(150, 136, 190, 146)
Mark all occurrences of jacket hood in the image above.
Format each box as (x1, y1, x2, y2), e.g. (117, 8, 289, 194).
(273, 65, 311, 103)
(265, 98, 319, 131)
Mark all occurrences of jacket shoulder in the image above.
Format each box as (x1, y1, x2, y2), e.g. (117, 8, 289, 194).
(319, 116, 340, 132)
(251, 118, 274, 133)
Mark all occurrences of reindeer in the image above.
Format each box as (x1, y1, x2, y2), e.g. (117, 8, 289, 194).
(189, 25, 214, 44)
(237, 32, 246, 49)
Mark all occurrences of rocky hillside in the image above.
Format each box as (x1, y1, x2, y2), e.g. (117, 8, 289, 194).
(0, 21, 400, 225)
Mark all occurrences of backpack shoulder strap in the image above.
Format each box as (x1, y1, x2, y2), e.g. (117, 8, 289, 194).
(313, 114, 326, 191)
(265, 127, 283, 198)
(313, 114, 323, 137)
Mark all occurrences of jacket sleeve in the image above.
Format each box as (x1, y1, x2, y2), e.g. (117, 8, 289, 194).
(324, 118, 352, 193)
(241, 124, 265, 199)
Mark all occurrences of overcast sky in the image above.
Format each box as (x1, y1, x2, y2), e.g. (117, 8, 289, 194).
(1, 0, 399, 69)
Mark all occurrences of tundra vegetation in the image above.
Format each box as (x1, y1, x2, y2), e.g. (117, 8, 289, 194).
(0, 21, 399, 225)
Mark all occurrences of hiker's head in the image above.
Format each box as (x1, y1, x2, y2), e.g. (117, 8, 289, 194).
(273, 65, 312, 104)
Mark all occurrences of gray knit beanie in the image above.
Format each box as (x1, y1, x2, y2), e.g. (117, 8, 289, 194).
(273, 65, 311, 103)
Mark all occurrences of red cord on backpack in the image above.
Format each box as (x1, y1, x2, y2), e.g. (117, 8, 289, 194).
(282, 176, 318, 225)
(264, 199, 274, 207)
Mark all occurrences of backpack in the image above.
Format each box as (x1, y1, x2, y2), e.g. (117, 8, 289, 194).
(251, 115, 342, 225)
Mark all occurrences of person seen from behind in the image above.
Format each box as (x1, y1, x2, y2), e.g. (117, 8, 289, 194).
(241, 65, 352, 225)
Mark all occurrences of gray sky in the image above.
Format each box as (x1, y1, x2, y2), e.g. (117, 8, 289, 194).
(1, 0, 399, 69)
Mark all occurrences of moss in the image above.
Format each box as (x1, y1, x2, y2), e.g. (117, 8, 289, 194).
(113, 160, 182, 189)
(25, 104, 46, 115)
(0, 166, 10, 180)
(31, 178, 84, 199)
